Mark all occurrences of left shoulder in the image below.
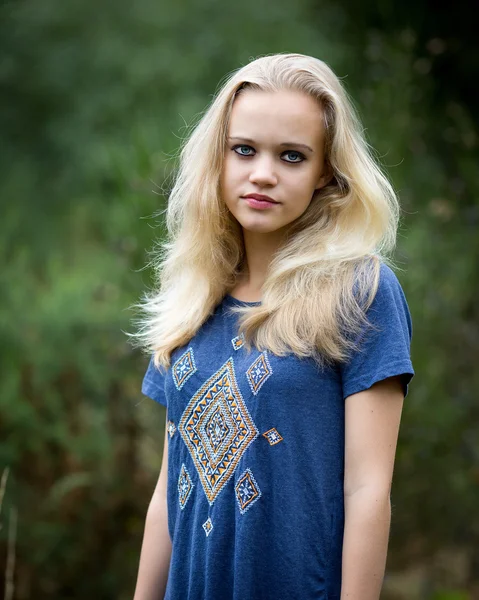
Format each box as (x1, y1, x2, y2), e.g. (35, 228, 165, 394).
(340, 258, 415, 400)
(352, 256, 407, 307)
(377, 261, 405, 291)
(368, 260, 410, 314)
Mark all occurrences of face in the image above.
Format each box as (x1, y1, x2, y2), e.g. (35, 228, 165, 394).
(221, 89, 329, 237)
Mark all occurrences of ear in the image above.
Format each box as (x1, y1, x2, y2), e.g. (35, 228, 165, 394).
(315, 161, 334, 191)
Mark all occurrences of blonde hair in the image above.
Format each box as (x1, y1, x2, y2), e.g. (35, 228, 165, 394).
(134, 53, 399, 370)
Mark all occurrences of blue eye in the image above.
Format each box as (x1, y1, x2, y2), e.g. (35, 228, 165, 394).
(233, 145, 255, 156)
(282, 151, 304, 163)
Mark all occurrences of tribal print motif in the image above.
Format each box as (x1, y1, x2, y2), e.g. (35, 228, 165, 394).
(172, 348, 197, 390)
(231, 333, 245, 351)
(167, 420, 177, 438)
(262, 428, 283, 446)
(178, 464, 194, 510)
(246, 352, 273, 395)
(202, 517, 213, 537)
(179, 358, 258, 505)
(235, 468, 261, 514)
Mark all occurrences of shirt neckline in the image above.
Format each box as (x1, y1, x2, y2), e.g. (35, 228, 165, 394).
(223, 294, 262, 307)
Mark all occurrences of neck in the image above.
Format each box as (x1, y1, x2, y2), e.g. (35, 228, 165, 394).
(237, 227, 288, 294)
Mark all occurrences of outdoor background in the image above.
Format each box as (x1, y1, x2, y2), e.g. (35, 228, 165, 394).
(1, 0, 478, 598)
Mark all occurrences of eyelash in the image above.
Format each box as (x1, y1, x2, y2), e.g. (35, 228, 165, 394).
(231, 144, 305, 164)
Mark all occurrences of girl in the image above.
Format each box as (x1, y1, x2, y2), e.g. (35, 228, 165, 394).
(133, 53, 414, 600)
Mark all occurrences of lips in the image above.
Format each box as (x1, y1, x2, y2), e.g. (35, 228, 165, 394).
(243, 193, 278, 203)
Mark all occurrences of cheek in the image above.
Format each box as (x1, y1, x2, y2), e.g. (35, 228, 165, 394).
(223, 159, 247, 195)
(221, 164, 238, 210)
(220, 163, 232, 194)
(286, 173, 317, 199)
(221, 158, 235, 189)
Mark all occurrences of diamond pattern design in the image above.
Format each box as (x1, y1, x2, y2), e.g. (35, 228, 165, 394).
(178, 464, 194, 510)
(262, 427, 283, 446)
(235, 468, 261, 514)
(246, 351, 273, 395)
(179, 358, 258, 504)
(167, 420, 176, 438)
(172, 347, 197, 390)
(202, 517, 213, 537)
(231, 333, 245, 351)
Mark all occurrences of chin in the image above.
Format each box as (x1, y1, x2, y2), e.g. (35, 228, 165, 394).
(240, 222, 283, 234)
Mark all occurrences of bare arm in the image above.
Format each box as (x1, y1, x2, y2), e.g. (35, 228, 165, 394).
(133, 421, 172, 600)
(340, 376, 404, 599)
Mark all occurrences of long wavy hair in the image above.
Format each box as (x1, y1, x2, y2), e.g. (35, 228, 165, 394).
(133, 53, 399, 370)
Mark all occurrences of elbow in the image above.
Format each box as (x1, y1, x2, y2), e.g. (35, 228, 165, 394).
(344, 483, 392, 509)
(344, 476, 392, 499)
(344, 484, 392, 524)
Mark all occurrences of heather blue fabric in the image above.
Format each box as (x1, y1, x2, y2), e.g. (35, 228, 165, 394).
(141, 263, 414, 600)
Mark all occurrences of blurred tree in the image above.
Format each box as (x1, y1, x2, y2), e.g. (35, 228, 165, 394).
(0, 0, 477, 597)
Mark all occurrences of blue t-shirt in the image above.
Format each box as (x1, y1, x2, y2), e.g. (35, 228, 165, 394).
(141, 263, 414, 600)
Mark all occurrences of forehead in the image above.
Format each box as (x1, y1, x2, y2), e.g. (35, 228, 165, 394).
(228, 89, 324, 142)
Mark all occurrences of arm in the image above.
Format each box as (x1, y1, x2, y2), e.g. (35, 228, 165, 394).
(340, 376, 404, 600)
(133, 421, 172, 600)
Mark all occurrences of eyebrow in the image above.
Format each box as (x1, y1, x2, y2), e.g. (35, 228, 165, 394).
(228, 136, 314, 153)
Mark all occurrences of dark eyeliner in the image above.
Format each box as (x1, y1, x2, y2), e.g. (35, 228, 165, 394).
(232, 144, 255, 156)
(281, 150, 306, 163)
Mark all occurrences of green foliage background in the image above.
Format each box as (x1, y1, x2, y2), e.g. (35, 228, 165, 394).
(1, 0, 477, 597)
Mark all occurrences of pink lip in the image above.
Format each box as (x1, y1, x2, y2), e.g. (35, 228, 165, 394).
(243, 194, 278, 203)
(242, 194, 279, 210)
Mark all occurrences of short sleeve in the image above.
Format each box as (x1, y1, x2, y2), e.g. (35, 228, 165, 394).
(141, 355, 167, 407)
(340, 263, 414, 400)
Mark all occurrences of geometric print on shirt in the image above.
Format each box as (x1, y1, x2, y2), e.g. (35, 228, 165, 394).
(179, 357, 258, 505)
(235, 468, 261, 514)
(262, 427, 283, 446)
(172, 347, 197, 390)
(167, 420, 177, 438)
(178, 463, 194, 510)
(202, 517, 214, 537)
(246, 351, 273, 395)
(231, 333, 245, 351)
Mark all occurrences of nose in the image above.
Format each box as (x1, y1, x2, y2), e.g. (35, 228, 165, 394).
(248, 155, 278, 187)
